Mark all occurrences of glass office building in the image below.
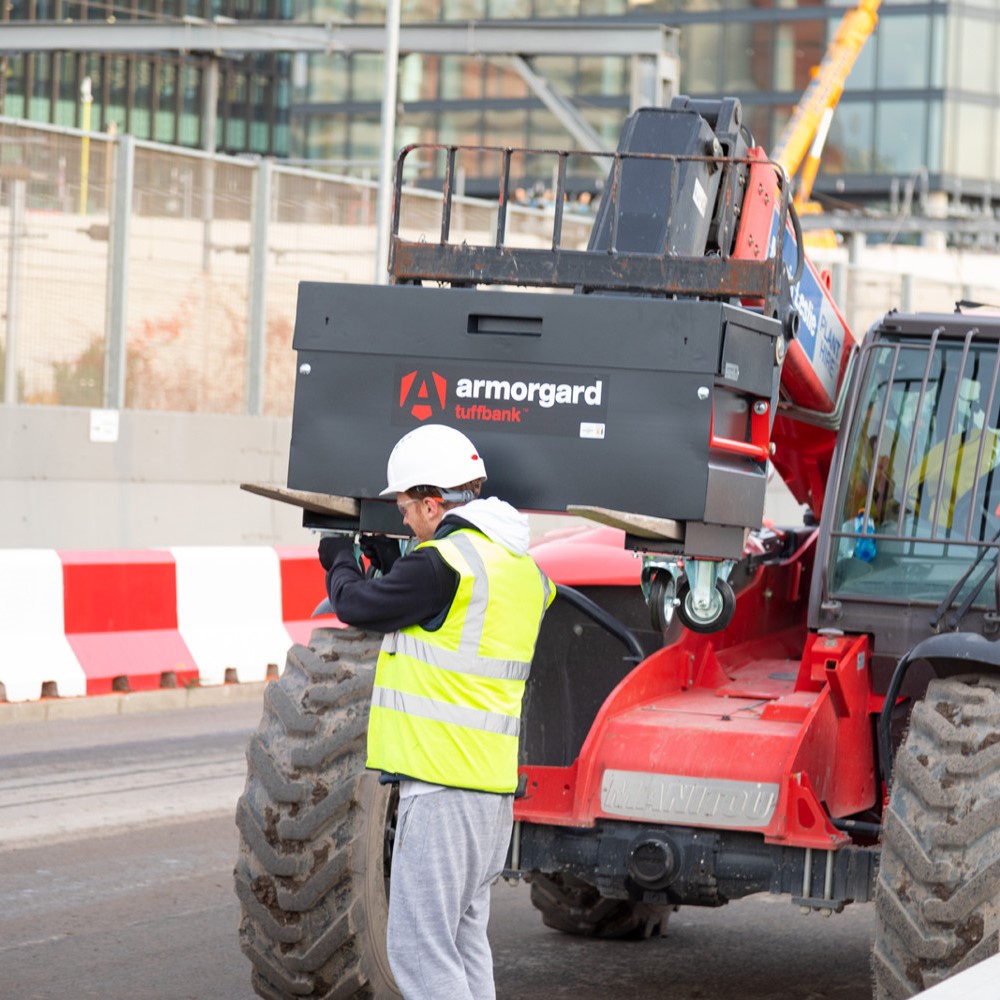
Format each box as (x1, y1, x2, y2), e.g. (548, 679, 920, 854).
(292, 0, 1000, 212)
(4, 1, 1000, 211)
(1, 0, 294, 156)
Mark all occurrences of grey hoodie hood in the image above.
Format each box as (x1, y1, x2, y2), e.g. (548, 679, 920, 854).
(442, 497, 531, 556)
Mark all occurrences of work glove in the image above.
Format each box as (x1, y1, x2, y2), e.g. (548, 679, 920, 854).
(360, 535, 401, 576)
(318, 535, 355, 571)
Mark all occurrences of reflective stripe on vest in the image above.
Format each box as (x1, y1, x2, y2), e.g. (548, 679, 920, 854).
(392, 631, 532, 681)
(366, 528, 553, 793)
(371, 685, 521, 737)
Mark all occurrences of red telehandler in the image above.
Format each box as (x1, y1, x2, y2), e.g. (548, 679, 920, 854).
(234, 96, 1000, 999)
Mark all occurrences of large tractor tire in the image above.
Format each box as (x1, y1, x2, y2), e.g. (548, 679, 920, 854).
(874, 674, 1000, 998)
(234, 628, 401, 1000)
(529, 872, 674, 940)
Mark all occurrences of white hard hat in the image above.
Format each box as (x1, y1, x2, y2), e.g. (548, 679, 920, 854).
(380, 424, 487, 496)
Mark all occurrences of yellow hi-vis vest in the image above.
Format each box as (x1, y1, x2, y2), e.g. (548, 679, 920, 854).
(366, 528, 555, 794)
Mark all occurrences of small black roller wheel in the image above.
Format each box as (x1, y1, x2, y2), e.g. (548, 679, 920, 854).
(234, 627, 401, 1000)
(675, 577, 736, 634)
(529, 873, 674, 940)
(648, 568, 677, 633)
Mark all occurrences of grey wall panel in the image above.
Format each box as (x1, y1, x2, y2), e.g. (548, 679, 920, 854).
(0, 407, 307, 549)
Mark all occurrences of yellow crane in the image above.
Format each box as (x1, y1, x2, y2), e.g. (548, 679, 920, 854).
(771, 0, 881, 215)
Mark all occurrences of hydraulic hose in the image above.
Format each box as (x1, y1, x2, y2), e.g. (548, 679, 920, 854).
(554, 584, 647, 664)
(788, 195, 805, 286)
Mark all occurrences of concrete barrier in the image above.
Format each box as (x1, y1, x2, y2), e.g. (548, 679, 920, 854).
(0, 545, 337, 702)
(0, 550, 87, 702)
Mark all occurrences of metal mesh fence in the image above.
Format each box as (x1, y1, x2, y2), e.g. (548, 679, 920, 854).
(0, 120, 111, 405)
(123, 150, 260, 415)
(2, 116, 999, 417)
(0, 118, 599, 417)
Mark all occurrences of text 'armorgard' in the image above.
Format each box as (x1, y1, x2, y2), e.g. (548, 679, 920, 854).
(455, 377, 604, 409)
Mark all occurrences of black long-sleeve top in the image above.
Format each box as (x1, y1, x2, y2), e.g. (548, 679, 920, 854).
(324, 522, 467, 633)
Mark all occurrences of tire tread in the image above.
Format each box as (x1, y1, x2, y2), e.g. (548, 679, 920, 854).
(874, 674, 1000, 998)
(235, 628, 399, 1000)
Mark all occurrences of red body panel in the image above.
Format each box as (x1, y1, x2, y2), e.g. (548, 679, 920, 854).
(530, 524, 642, 587)
(518, 532, 879, 849)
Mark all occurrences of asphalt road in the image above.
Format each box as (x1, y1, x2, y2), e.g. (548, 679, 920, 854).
(0, 695, 876, 1000)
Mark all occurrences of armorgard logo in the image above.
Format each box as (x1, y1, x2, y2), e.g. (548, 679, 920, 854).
(398, 369, 447, 422)
(393, 361, 609, 439)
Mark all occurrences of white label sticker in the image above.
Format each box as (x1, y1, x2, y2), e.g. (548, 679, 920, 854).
(692, 177, 708, 218)
(89, 408, 120, 443)
(579, 422, 606, 440)
(724, 362, 740, 382)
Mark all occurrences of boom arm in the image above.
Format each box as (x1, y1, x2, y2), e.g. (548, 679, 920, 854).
(731, 151, 856, 521)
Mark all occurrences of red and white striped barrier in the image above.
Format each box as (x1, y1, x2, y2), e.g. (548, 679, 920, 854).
(0, 546, 336, 703)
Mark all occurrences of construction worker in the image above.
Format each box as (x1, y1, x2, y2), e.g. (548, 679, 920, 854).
(910, 377, 1000, 535)
(318, 423, 554, 1000)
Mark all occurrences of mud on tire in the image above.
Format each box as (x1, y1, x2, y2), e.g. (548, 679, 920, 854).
(874, 674, 1000, 998)
(234, 627, 401, 1000)
(529, 872, 674, 940)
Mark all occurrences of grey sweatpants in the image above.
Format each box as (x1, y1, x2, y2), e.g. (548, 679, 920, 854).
(387, 787, 513, 1000)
